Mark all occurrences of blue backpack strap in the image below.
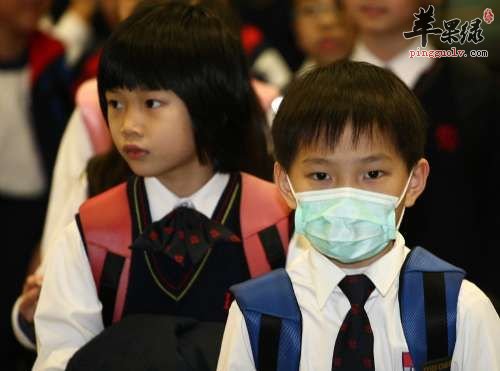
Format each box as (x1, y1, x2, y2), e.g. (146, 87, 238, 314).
(399, 246, 465, 371)
(231, 268, 301, 371)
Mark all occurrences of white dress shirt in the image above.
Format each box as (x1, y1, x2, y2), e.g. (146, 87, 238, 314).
(252, 48, 293, 90)
(33, 173, 229, 371)
(217, 233, 500, 371)
(350, 39, 434, 89)
(11, 109, 91, 349)
(39, 109, 93, 263)
(0, 67, 46, 197)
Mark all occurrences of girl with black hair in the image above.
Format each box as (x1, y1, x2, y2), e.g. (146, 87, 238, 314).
(33, 2, 290, 370)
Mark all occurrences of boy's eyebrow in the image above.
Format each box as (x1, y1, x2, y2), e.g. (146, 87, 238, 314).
(358, 154, 392, 163)
(301, 157, 333, 165)
(302, 154, 393, 165)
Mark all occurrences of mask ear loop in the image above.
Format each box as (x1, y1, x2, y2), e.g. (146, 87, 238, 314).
(286, 175, 298, 202)
(395, 169, 414, 229)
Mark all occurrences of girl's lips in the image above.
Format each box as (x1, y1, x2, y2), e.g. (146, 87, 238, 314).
(123, 144, 148, 159)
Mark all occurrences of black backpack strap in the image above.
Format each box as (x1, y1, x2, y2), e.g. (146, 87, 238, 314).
(399, 246, 465, 371)
(231, 268, 302, 371)
(422, 272, 448, 362)
(98, 252, 125, 327)
(257, 225, 286, 269)
(258, 314, 282, 370)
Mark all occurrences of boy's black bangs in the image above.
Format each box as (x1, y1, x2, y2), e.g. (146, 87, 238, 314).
(274, 74, 396, 158)
(272, 61, 427, 170)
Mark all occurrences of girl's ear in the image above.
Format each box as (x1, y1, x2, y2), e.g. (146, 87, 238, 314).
(404, 158, 430, 208)
(274, 162, 297, 209)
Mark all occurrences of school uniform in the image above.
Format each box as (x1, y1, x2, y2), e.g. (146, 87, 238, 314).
(217, 233, 500, 371)
(34, 172, 288, 370)
(0, 30, 72, 367)
(65, 314, 225, 371)
(40, 9, 94, 67)
(241, 24, 293, 90)
(350, 39, 433, 89)
(350, 40, 500, 303)
(11, 110, 91, 349)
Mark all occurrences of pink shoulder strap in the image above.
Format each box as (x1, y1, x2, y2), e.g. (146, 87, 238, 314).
(79, 174, 291, 321)
(75, 78, 112, 155)
(78, 182, 131, 323)
(240, 172, 291, 278)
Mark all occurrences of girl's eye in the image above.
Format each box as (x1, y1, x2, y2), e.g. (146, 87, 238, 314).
(311, 172, 330, 181)
(365, 170, 383, 179)
(145, 99, 161, 109)
(108, 99, 123, 109)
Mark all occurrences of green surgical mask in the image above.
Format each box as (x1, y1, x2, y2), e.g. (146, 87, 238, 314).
(288, 174, 412, 263)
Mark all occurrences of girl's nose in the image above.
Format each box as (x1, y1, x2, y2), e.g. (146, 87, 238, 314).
(120, 110, 144, 138)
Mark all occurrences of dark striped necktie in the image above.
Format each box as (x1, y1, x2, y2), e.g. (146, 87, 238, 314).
(332, 274, 375, 370)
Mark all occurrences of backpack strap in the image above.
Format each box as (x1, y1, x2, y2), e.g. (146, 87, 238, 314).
(240, 173, 291, 278)
(399, 246, 465, 371)
(78, 182, 133, 326)
(75, 78, 112, 155)
(231, 269, 301, 371)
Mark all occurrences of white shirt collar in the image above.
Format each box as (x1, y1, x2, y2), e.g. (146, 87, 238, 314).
(288, 232, 409, 309)
(350, 39, 434, 89)
(144, 173, 230, 222)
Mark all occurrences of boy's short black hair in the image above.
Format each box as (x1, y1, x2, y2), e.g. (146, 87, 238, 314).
(272, 60, 427, 171)
(98, 0, 267, 173)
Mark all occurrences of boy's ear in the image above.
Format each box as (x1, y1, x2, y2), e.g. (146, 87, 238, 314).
(274, 162, 297, 209)
(404, 158, 430, 208)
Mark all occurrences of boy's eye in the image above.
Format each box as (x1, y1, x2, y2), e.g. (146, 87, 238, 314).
(365, 170, 383, 179)
(107, 99, 123, 109)
(311, 172, 330, 181)
(145, 99, 161, 109)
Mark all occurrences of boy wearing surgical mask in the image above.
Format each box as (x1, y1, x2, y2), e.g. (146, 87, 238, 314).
(217, 61, 500, 371)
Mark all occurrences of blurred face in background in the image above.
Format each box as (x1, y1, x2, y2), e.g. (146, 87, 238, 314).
(0, 0, 51, 36)
(342, 0, 423, 36)
(293, 0, 355, 65)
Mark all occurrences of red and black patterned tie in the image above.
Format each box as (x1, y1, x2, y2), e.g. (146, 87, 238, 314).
(332, 274, 375, 371)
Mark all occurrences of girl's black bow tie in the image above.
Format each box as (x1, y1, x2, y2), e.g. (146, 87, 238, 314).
(131, 206, 240, 266)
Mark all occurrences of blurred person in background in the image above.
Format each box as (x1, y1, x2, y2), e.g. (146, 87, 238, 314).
(10, 0, 141, 366)
(0, 0, 73, 368)
(292, 0, 355, 75)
